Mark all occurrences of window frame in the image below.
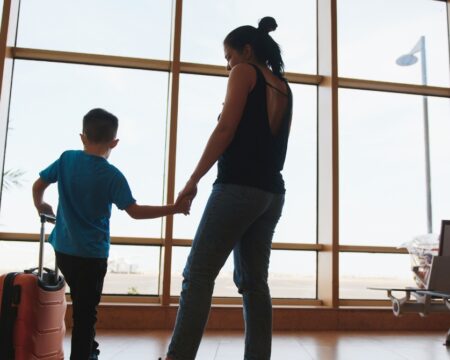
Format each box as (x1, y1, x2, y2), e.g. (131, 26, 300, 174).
(0, 0, 448, 308)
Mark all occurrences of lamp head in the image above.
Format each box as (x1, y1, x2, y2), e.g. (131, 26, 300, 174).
(396, 54, 418, 66)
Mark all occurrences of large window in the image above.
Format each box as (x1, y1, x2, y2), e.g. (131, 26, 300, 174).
(0, 0, 448, 307)
(337, 0, 450, 302)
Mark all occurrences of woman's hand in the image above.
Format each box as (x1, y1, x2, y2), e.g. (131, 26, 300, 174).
(174, 195, 191, 215)
(176, 178, 198, 206)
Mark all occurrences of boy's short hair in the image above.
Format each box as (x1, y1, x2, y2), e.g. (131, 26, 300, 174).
(83, 108, 118, 143)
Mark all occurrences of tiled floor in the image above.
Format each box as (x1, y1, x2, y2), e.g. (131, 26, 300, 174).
(63, 329, 450, 359)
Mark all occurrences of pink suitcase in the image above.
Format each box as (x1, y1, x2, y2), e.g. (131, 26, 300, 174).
(0, 214, 66, 360)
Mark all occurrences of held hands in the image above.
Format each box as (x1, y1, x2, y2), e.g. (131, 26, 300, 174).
(174, 195, 191, 215)
(174, 178, 198, 215)
(178, 178, 198, 201)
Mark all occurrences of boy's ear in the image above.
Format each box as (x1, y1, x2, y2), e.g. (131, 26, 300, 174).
(80, 133, 88, 145)
(110, 138, 119, 149)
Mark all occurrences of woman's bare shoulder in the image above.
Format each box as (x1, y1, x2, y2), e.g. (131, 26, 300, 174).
(229, 63, 257, 90)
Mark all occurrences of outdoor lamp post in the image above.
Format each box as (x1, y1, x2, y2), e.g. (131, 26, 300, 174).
(396, 36, 433, 234)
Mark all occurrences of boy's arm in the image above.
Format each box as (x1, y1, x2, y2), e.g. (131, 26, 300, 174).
(125, 197, 190, 220)
(32, 178, 55, 216)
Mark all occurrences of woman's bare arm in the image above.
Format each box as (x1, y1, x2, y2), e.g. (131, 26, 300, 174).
(178, 63, 256, 200)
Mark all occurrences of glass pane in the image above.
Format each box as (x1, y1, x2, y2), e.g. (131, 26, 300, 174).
(171, 246, 236, 297)
(338, 0, 450, 87)
(171, 247, 316, 299)
(103, 244, 160, 295)
(181, 0, 316, 74)
(340, 253, 417, 299)
(274, 84, 316, 243)
(173, 74, 225, 239)
(429, 98, 450, 232)
(0, 241, 160, 296)
(0, 240, 56, 273)
(174, 76, 317, 244)
(17, 0, 172, 60)
(1, 60, 168, 238)
(339, 90, 450, 246)
(270, 250, 316, 299)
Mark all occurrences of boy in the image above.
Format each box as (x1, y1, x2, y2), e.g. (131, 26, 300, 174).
(32, 108, 190, 360)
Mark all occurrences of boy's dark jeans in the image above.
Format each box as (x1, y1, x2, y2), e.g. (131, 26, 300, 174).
(56, 251, 107, 360)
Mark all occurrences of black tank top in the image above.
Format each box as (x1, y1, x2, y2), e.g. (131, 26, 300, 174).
(215, 64, 293, 194)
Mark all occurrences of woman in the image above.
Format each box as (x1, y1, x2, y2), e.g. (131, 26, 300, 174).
(166, 16, 293, 360)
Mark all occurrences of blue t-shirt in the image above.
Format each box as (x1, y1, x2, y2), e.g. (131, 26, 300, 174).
(39, 150, 135, 258)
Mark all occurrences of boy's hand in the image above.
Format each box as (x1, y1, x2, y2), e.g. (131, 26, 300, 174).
(36, 202, 55, 218)
(174, 195, 191, 215)
(32, 178, 54, 218)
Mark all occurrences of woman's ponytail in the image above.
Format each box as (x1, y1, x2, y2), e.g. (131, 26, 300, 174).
(257, 17, 284, 78)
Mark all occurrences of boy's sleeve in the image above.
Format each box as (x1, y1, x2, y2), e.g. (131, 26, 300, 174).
(110, 172, 136, 210)
(39, 159, 59, 184)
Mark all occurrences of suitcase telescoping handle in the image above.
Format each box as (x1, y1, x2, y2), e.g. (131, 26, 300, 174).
(38, 213, 56, 280)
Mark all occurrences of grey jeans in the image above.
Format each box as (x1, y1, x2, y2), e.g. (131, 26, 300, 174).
(167, 183, 285, 360)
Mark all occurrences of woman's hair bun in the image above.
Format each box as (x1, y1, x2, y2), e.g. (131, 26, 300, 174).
(258, 16, 277, 34)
